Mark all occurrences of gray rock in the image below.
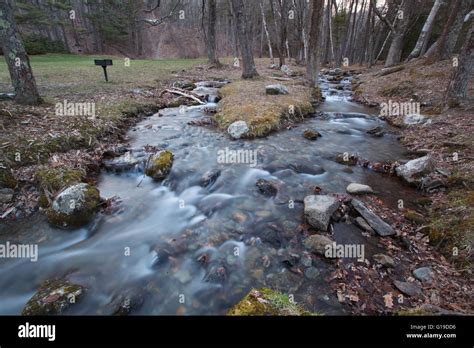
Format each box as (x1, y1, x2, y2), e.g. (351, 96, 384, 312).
(396, 155, 434, 185)
(227, 121, 249, 139)
(300, 253, 313, 267)
(413, 267, 434, 283)
(303, 128, 321, 140)
(304, 267, 320, 279)
(355, 217, 375, 234)
(199, 169, 221, 187)
(47, 183, 100, 229)
(196, 80, 229, 88)
(346, 183, 374, 195)
(404, 114, 426, 125)
(103, 151, 142, 172)
(393, 280, 422, 297)
(265, 84, 289, 95)
(304, 195, 340, 231)
(303, 234, 333, 255)
(256, 178, 278, 196)
(0, 188, 14, 203)
(373, 253, 395, 268)
(173, 80, 197, 90)
(351, 199, 395, 236)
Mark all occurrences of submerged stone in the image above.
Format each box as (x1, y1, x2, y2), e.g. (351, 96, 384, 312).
(22, 279, 84, 315)
(145, 150, 174, 181)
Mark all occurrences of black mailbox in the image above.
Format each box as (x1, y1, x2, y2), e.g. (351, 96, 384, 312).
(94, 59, 113, 82)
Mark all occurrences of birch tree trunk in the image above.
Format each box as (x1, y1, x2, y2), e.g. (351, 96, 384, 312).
(260, 0, 274, 64)
(406, 0, 443, 61)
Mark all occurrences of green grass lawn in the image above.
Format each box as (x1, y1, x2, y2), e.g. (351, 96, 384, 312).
(0, 54, 206, 96)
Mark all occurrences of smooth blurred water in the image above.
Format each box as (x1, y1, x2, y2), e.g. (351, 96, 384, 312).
(0, 76, 417, 315)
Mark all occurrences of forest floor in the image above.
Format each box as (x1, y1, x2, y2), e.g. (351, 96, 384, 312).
(0, 55, 472, 315)
(352, 58, 473, 269)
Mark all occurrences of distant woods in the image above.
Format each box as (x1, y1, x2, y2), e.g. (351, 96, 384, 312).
(1, 0, 473, 102)
(5, 0, 472, 66)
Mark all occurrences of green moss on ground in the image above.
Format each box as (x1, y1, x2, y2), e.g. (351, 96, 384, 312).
(0, 166, 17, 189)
(428, 189, 474, 268)
(227, 288, 318, 316)
(215, 79, 315, 138)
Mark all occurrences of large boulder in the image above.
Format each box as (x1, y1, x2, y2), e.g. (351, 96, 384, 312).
(350, 199, 395, 236)
(227, 121, 249, 139)
(395, 155, 434, 185)
(145, 150, 174, 181)
(47, 183, 100, 229)
(304, 195, 340, 231)
(303, 234, 334, 255)
(22, 279, 84, 315)
(265, 84, 289, 95)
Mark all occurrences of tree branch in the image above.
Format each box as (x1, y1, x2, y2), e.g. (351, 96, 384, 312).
(370, 0, 395, 32)
(140, 0, 181, 26)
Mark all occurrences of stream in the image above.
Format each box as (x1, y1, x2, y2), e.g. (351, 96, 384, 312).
(0, 73, 418, 315)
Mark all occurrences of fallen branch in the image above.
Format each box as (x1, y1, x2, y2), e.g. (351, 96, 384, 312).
(378, 65, 405, 76)
(161, 88, 206, 105)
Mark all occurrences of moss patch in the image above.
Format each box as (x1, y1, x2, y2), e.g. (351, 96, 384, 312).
(215, 79, 315, 138)
(227, 288, 316, 316)
(428, 189, 474, 268)
(0, 166, 17, 189)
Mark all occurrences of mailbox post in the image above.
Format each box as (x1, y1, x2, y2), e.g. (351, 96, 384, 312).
(94, 59, 113, 82)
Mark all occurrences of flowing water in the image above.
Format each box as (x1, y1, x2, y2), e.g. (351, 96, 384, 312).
(0, 74, 418, 315)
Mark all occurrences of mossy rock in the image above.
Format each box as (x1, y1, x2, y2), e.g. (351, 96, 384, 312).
(22, 279, 84, 315)
(35, 167, 85, 207)
(0, 166, 17, 189)
(47, 183, 100, 229)
(145, 150, 174, 181)
(403, 209, 427, 224)
(227, 288, 314, 316)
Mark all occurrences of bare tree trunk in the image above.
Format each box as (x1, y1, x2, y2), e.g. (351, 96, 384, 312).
(260, 0, 274, 64)
(206, 0, 220, 65)
(406, 0, 443, 61)
(445, 16, 473, 106)
(231, 0, 259, 78)
(425, 0, 461, 64)
(278, 0, 289, 67)
(306, 0, 324, 85)
(0, 1, 42, 105)
(384, 0, 416, 67)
